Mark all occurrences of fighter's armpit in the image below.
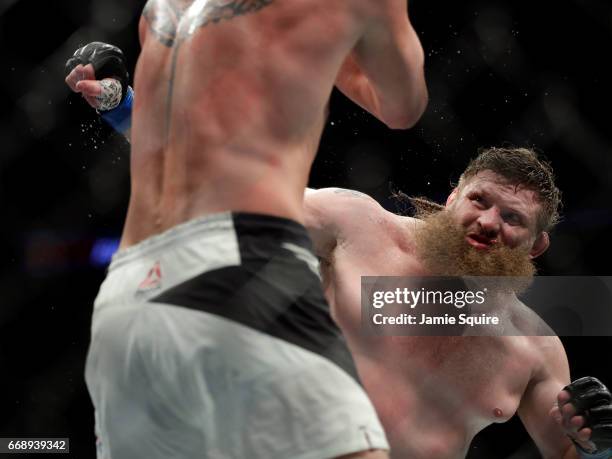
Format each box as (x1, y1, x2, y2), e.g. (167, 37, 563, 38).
(142, 0, 275, 48)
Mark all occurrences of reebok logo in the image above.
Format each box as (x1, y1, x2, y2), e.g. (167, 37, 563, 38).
(138, 261, 162, 292)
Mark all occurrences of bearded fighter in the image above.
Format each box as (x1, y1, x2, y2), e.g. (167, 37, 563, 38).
(305, 147, 612, 458)
(63, 0, 428, 458)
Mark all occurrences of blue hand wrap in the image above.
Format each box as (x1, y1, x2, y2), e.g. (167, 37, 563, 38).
(100, 86, 133, 134)
(576, 446, 612, 459)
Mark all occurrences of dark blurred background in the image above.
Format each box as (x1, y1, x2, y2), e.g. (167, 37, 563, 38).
(1, 0, 611, 457)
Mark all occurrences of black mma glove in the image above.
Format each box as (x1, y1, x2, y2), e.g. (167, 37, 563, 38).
(564, 377, 612, 455)
(65, 41, 133, 132)
(65, 41, 130, 104)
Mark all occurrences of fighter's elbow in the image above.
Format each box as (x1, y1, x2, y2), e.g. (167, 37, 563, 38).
(382, 90, 428, 130)
(384, 113, 419, 130)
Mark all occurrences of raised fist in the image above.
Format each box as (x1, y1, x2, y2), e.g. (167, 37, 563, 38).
(551, 377, 612, 454)
(64, 42, 129, 111)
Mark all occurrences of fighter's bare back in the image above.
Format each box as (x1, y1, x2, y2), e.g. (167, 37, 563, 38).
(121, 0, 426, 249)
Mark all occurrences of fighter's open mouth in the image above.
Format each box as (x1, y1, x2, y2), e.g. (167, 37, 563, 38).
(466, 234, 496, 250)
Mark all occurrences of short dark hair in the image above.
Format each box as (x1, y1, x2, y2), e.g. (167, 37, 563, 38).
(459, 147, 562, 232)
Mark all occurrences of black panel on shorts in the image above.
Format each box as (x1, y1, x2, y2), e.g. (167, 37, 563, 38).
(150, 213, 361, 383)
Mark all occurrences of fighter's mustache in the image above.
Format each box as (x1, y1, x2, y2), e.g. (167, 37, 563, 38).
(465, 232, 498, 248)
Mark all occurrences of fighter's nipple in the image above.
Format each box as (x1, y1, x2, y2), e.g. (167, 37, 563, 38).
(493, 408, 504, 418)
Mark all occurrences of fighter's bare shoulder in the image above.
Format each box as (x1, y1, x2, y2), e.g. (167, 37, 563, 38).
(510, 298, 558, 337)
(305, 187, 396, 227)
(305, 187, 379, 208)
(304, 187, 418, 248)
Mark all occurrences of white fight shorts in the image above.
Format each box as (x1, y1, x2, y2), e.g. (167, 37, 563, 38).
(86, 212, 388, 459)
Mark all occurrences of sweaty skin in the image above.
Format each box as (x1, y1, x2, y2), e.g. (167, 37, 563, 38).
(118, 0, 426, 249)
(304, 179, 583, 459)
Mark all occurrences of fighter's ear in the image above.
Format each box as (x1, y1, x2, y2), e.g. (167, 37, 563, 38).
(446, 188, 459, 207)
(529, 231, 550, 259)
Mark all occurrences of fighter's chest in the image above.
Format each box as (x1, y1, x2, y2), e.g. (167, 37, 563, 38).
(372, 336, 534, 425)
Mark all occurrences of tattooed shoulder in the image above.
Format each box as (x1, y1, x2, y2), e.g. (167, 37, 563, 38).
(142, 0, 184, 47)
(142, 0, 275, 48)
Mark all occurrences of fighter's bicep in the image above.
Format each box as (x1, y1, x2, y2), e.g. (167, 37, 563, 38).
(519, 377, 572, 457)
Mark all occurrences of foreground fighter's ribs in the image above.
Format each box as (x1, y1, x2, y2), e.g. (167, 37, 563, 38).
(143, 0, 275, 48)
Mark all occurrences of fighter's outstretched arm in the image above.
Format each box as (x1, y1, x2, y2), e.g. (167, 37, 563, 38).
(335, 0, 427, 129)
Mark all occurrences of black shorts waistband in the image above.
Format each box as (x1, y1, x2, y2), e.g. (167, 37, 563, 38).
(108, 211, 315, 271)
(232, 212, 314, 252)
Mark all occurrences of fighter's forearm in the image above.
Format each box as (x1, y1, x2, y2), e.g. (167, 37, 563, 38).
(335, 54, 384, 123)
(335, 11, 428, 131)
(335, 50, 427, 130)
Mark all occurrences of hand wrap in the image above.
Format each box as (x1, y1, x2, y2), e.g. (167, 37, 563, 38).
(99, 86, 133, 134)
